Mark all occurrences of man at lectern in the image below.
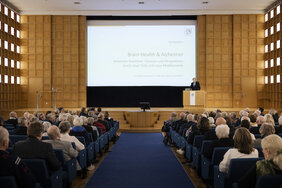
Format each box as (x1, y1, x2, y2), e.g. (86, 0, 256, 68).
(189, 77, 200, 90)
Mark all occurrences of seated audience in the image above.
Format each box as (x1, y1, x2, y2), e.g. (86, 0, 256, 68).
(44, 126, 78, 164)
(46, 113, 57, 126)
(42, 121, 51, 136)
(13, 117, 29, 135)
(219, 128, 258, 173)
(250, 116, 265, 134)
(240, 119, 256, 140)
(88, 117, 98, 140)
(70, 117, 90, 146)
(172, 112, 186, 132)
(208, 117, 215, 128)
(79, 107, 88, 117)
(269, 109, 279, 125)
(264, 113, 275, 126)
(81, 116, 96, 140)
(12, 122, 61, 172)
(0, 127, 36, 188)
(98, 113, 111, 131)
(187, 117, 210, 144)
(238, 134, 282, 187)
(204, 117, 226, 140)
(179, 114, 196, 136)
(59, 121, 85, 151)
(254, 123, 275, 147)
(203, 124, 234, 159)
(224, 116, 235, 138)
(249, 114, 257, 127)
(93, 115, 106, 134)
(6, 111, 18, 128)
(275, 116, 282, 134)
(104, 111, 114, 127)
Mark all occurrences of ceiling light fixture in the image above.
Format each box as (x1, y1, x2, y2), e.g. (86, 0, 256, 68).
(74, 2, 80, 4)
(138, 2, 145, 4)
(202, 1, 208, 4)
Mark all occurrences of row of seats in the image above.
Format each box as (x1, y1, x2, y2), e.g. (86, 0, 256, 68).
(170, 127, 282, 188)
(1, 121, 119, 188)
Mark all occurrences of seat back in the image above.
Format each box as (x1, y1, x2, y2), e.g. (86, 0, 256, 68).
(22, 159, 50, 187)
(200, 140, 213, 153)
(193, 135, 204, 149)
(0, 176, 18, 188)
(211, 147, 231, 165)
(54, 149, 65, 164)
(76, 136, 86, 146)
(88, 133, 93, 142)
(9, 135, 27, 145)
(255, 147, 264, 158)
(255, 175, 282, 188)
(228, 158, 262, 183)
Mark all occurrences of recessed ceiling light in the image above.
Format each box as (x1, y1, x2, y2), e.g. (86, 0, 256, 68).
(74, 2, 80, 4)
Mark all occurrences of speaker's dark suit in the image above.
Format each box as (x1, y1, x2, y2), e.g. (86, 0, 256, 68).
(189, 81, 200, 90)
(12, 136, 61, 172)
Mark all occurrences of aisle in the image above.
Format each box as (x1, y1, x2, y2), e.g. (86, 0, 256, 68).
(84, 133, 194, 188)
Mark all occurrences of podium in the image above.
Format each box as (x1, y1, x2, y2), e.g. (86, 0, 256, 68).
(183, 90, 206, 108)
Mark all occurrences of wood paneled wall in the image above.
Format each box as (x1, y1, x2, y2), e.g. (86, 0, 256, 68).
(21, 15, 86, 108)
(197, 15, 265, 109)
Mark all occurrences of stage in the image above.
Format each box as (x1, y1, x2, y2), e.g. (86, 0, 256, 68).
(0, 107, 265, 133)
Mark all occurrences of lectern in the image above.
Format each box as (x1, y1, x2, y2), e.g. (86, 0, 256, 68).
(183, 90, 206, 108)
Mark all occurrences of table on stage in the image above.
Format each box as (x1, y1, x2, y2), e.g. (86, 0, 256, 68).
(183, 90, 206, 108)
(125, 111, 159, 128)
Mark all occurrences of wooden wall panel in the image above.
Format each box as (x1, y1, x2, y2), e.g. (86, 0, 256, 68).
(198, 15, 264, 109)
(21, 15, 86, 108)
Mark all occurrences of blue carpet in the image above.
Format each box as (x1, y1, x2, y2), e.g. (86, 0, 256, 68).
(85, 133, 195, 188)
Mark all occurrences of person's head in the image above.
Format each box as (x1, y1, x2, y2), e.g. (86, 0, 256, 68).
(233, 128, 254, 154)
(73, 117, 83, 126)
(67, 115, 74, 127)
(249, 115, 256, 123)
(193, 114, 200, 122)
(208, 117, 215, 126)
(253, 110, 261, 118)
(38, 113, 46, 121)
(224, 116, 232, 127)
(9, 111, 17, 118)
(240, 119, 251, 129)
(93, 115, 98, 122)
(259, 107, 264, 113)
(215, 124, 230, 139)
(215, 112, 222, 120)
(279, 116, 282, 126)
(192, 77, 197, 82)
(229, 112, 237, 121)
(209, 111, 216, 118)
(259, 123, 275, 137)
(27, 122, 44, 140)
(58, 107, 64, 113)
(187, 114, 193, 122)
(47, 113, 56, 123)
(59, 121, 71, 134)
(256, 116, 266, 125)
(241, 115, 250, 122)
(261, 134, 282, 169)
(244, 108, 250, 113)
(0, 116, 4, 126)
(264, 113, 275, 126)
(98, 113, 104, 120)
(47, 126, 61, 140)
(58, 114, 68, 122)
(215, 117, 226, 126)
(88, 117, 94, 125)
(179, 112, 185, 119)
(242, 111, 249, 117)
(42, 121, 51, 133)
(71, 110, 77, 115)
(19, 117, 29, 127)
(197, 117, 210, 132)
(80, 116, 88, 125)
(81, 107, 86, 114)
(30, 117, 39, 123)
(0, 127, 9, 150)
(97, 107, 102, 113)
(88, 110, 95, 118)
(104, 111, 109, 119)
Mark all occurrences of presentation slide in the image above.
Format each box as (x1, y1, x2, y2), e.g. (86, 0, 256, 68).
(87, 21, 196, 86)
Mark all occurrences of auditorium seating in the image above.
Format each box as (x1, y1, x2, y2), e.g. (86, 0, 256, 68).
(255, 175, 282, 188)
(191, 135, 204, 171)
(214, 158, 262, 188)
(22, 159, 63, 188)
(76, 136, 95, 165)
(0, 176, 18, 188)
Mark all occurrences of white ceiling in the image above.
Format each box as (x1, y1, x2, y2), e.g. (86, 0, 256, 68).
(8, 0, 275, 15)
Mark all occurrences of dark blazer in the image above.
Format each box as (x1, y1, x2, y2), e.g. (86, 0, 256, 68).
(6, 118, 18, 128)
(275, 126, 282, 134)
(189, 81, 200, 90)
(0, 150, 36, 188)
(12, 136, 61, 172)
(204, 129, 218, 140)
(249, 126, 260, 135)
(203, 138, 234, 159)
(13, 126, 27, 135)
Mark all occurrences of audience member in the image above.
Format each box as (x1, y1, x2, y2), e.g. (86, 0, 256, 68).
(13, 117, 28, 135)
(250, 116, 265, 134)
(240, 119, 256, 140)
(59, 121, 85, 151)
(264, 113, 275, 126)
(98, 113, 111, 131)
(254, 123, 275, 147)
(204, 117, 226, 140)
(238, 134, 282, 187)
(42, 121, 51, 136)
(219, 128, 258, 173)
(93, 115, 106, 134)
(69, 117, 90, 146)
(275, 116, 282, 134)
(6, 111, 18, 128)
(12, 122, 61, 172)
(80, 107, 88, 117)
(203, 124, 234, 159)
(187, 117, 210, 144)
(0, 127, 36, 188)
